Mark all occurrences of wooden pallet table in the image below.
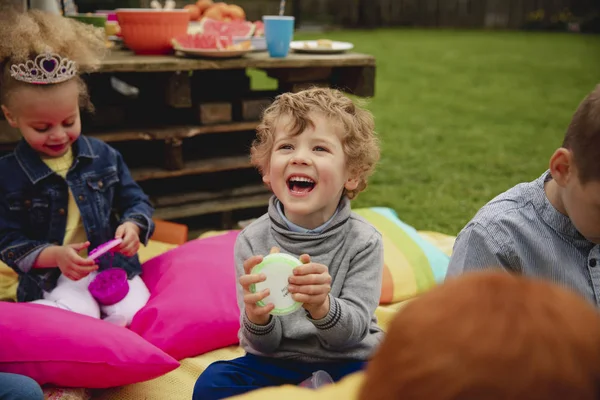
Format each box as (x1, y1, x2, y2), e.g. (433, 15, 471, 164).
(0, 49, 376, 231)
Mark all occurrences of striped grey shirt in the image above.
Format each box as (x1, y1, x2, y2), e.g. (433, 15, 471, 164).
(447, 170, 600, 306)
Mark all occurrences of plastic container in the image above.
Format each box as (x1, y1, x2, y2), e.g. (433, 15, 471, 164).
(263, 15, 294, 58)
(116, 8, 190, 55)
(250, 253, 303, 316)
(299, 370, 334, 389)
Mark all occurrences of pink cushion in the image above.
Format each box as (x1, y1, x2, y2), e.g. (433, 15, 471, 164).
(130, 231, 241, 360)
(0, 302, 179, 388)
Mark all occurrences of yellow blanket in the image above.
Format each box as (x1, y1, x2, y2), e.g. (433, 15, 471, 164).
(93, 302, 408, 400)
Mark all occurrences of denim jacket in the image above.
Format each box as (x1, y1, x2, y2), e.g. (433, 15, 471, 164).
(0, 135, 155, 302)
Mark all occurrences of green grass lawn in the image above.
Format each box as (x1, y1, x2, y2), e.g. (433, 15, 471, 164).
(249, 29, 600, 235)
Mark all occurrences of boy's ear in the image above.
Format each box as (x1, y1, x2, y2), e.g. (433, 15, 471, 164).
(345, 176, 359, 191)
(262, 173, 271, 186)
(1, 105, 17, 128)
(549, 147, 574, 187)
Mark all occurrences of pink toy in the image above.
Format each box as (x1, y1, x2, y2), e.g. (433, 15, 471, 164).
(89, 268, 129, 306)
(88, 239, 128, 305)
(88, 238, 123, 261)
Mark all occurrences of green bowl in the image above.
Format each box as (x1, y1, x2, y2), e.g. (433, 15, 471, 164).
(66, 14, 107, 28)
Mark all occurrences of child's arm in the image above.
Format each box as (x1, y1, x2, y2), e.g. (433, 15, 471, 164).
(113, 150, 155, 245)
(235, 233, 283, 354)
(0, 194, 53, 273)
(446, 222, 513, 278)
(0, 198, 95, 279)
(304, 232, 384, 350)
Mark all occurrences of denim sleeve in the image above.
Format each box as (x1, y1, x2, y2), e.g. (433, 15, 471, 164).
(0, 195, 50, 274)
(446, 222, 513, 279)
(113, 149, 155, 245)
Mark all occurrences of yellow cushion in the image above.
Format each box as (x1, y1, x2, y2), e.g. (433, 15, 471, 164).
(138, 240, 178, 264)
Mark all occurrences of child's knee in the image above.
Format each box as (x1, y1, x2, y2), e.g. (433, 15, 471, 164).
(193, 364, 230, 399)
(42, 276, 101, 319)
(101, 275, 150, 325)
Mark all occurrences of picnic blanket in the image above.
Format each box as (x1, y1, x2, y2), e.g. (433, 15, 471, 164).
(0, 211, 455, 400)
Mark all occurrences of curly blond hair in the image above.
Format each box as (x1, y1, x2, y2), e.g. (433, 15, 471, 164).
(0, 8, 106, 109)
(251, 88, 380, 199)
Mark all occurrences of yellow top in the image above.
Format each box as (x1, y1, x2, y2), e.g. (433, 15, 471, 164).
(42, 147, 88, 256)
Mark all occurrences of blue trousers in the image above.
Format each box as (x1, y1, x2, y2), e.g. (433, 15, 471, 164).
(193, 353, 365, 400)
(0, 373, 44, 400)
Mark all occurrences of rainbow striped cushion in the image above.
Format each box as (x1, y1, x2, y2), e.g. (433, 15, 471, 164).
(354, 207, 451, 304)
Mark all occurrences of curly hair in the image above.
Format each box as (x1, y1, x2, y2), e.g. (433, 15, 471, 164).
(251, 87, 380, 199)
(359, 271, 600, 400)
(0, 8, 106, 110)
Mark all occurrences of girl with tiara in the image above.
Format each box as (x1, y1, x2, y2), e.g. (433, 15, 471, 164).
(0, 9, 154, 327)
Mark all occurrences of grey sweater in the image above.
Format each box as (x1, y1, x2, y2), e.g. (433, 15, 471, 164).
(235, 196, 385, 362)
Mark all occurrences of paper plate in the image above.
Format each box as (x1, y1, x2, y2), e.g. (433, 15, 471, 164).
(250, 253, 303, 316)
(290, 40, 354, 54)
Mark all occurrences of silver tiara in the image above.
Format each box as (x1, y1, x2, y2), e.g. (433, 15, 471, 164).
(10, 52, 78, 85)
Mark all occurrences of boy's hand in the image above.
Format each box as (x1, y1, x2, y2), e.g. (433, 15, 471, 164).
(239, 247, 280, 326)
(288, 254, 332, 320)
(115, 222, 141, 257)
(56, 242, 98, 281)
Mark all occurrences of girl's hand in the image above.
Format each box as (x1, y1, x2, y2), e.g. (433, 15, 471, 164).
(56, 242, 98, 281)
(115, 222, 141, 257)
(239, 247, 280, 326)
(288, 254, 332, 320)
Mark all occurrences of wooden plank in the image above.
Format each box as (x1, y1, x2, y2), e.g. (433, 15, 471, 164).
(198, 102, 233, 125)
(279, 81, 331, 93)
(99, 50, 376, 73)
(241, 98, 273, 121)
(266, 67, 333, 83)
(131, 155, 253, 182)
(165, 71, 192, 108)
(332, 66, 376, 97)
(164, 138, 184, 171)
(0, 121, 259, 145)
(154, 192, 272, 220)
(151, 183, 268, 207)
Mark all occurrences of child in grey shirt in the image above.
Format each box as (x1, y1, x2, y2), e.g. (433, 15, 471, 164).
(194, 88, 384, 400)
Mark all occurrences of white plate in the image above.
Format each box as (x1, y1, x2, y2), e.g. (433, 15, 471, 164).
(173, 47, 253, 58)
(290, 40, 354, 54)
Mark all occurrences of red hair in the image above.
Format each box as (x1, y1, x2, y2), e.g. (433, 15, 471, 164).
(359, 271, 600, 400)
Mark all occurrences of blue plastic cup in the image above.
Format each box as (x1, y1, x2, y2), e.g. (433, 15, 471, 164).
(263, 15, 295, 58)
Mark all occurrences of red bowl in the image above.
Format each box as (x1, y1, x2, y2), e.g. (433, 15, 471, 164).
(116, 8, 190, 55)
